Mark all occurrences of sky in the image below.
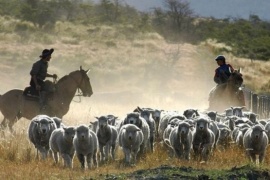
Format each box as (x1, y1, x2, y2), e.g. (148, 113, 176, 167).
(95, 0, 270, 21)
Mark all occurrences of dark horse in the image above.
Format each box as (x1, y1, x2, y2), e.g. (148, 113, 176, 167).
(208, 69, 245, 112)
(0, 66, 93, 132)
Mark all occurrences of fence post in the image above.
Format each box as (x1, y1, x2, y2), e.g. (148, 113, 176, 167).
(252, 93, 258, 114)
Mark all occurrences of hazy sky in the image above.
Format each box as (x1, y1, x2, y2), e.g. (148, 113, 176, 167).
(102, 0, 270, 21)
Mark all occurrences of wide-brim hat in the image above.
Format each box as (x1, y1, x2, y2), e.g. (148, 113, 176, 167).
(39, 48, 54, 58)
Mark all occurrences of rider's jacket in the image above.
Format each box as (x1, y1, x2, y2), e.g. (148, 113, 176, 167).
(30, 59, 48, 81)
(214, 64, 234, 84)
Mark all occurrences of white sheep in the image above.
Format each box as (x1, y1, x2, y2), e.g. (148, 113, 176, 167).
(96, 116, 118, 162)
(49, 126, 76, 168)
(28, 114, 57, 160)
(235, 127, 250, 147)
(118, 124, 144, 165)
(51, 117, 64, 128)
(167, 121, 194, 160)
(158, 111, 186, 141)
(89, 120, 99, 133)
(243, 124, 268, 164)
(122, 112, 150, 154)
(193, 117, 215, 162)
(73, 125, 98, 169)
(139, 108, 156, 152)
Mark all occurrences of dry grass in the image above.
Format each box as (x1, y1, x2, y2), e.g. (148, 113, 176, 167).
(1, 18, 270, 179)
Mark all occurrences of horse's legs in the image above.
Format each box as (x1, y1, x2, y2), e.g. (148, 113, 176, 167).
(0, 117, 8, 129)
(8, 116, 20, 133)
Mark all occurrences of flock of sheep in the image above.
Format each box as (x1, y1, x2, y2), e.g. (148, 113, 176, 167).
(27, 106, 269, 169)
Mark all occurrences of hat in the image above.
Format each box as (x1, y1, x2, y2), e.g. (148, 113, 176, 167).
(39, 48, 54, 58)
(215, 55, 225, 61)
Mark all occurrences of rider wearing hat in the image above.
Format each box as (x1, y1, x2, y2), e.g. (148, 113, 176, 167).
(30, 48, 58, 111)
(214, 55, 234, 84)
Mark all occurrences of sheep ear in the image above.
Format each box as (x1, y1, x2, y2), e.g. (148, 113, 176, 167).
(33, 119, 39, 123)
(95, 117, 99, 120)
(137, 106, 143, 112)
(123, 118, 127, 125)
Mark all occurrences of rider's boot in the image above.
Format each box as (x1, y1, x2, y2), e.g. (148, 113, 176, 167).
(39, 91, 47, 113)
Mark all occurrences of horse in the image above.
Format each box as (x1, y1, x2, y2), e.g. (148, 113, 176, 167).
(208, 69, 245, 113)
(0, 66, 93, 132)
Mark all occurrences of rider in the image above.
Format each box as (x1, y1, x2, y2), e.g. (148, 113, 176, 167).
(30, 48, 57, 111)
(214, 55, 234, 85)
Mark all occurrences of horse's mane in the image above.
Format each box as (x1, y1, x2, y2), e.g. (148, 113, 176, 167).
(56, 70, 81, 85)
(56, 75, 69, 84)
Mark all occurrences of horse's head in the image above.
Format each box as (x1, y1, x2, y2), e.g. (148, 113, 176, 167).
(78, 66, 93, 97)
(228, 69, 243, 88)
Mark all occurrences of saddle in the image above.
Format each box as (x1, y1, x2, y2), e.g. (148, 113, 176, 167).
(23, 81, 56, 100)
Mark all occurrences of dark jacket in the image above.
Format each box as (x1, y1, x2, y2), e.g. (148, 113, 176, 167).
(214, 64, 234, 84)
(30, 59, 48, 81)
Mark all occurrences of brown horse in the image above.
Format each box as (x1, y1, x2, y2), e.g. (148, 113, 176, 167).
(208, 69, 245, 112)
(0, 66, 93, 132)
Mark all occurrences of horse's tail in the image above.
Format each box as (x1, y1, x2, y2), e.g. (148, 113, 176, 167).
(0, 94, 3, 112)
(0, 94, 2, 109)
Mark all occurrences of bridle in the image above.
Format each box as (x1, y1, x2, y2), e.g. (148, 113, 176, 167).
(70, 70, 87, 102)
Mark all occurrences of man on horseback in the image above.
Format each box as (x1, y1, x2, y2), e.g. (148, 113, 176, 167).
(30, 48, 58, 111)
(214, 55, 234, 84)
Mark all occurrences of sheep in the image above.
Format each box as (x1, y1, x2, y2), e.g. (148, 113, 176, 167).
(216, 123, 232, 149)
(49, 126, 76, 168)
(192, 117, 215, 162)
(163, 118, 181, 141)
(73, 125, 98, 169)
(28, 115, 57, 160)
(264, 121, 270, 141)
(106, 114, 119, 126)
(96, 116, 118, 162)
(231, 123, 251, 142)
(209, 120, 220, 150)
(118, 124, 144, 165)
(243, 124, 269, 164)
(206, 111, 217, 121)
(51, 117, 64, 128)
(89, 120, 99, 133)
(224, 108, 233, 117)
(235, 127, 250, 147)
(243, 112, 258, 124)
(122, 112, 150, 155)
(158, 112, 186, 141)
(166, 121, 194, 160)
(150, 109, 163, 138)
(231, 106, 245, 117)
(183, 108, 200, 119)
(136, 107, 156, 152)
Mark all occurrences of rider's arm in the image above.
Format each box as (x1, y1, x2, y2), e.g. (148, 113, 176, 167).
(31, 75, 41, 90)
(30, 62, 41, 90)
(227, 64, 234, 72)
(46, 73, 57, 79)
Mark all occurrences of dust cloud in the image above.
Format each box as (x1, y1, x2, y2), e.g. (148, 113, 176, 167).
(0, 42, 217, 130)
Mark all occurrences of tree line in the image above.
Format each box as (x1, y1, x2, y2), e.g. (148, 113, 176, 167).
(1, 0, 270, 60)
